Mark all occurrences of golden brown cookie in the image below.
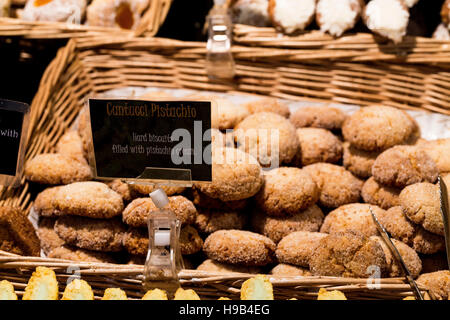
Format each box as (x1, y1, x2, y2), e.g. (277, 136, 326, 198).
(303, 163, 363, 208)
(190, 188, 247, 211)
(417, 271, 450, 300)
(275, 231, 327, 267)
(342, 106, 416, 151)
(255, 167, 319, 216)
(122, 196, 197, 227)
(290, 106, 346, 131)
(418, 139, 450, 173)
(122, 226, 203, 256)
(34, 187, 63, 217)
(309, 231, 388, 278)
(320, 203, 384, 238)
(234, 112, 299, 167)
(37, 218, 65, 255)
(376, 206, 444, 255)
(270, 264, 311, 276)
(54, 216, 126, 252)
(399, 182, 444, 236)
(106, 179, 134, 202)
(293, 128, 343, 166)
(52, 182, 124, 219)
(196, 259, 261, 274)
(0, 206, 40, 256)
(372, 146, 439, 188)
(203, 230, 276, 266)
(230, 0, 271, 27)
(77, 107, 91, 156)
(24, 153, 93, 185)
(372, 237, 422, 278)
(343, 142, 378, 179)
(195, 208, 246, 234)
(195, 147, 263, 201)
(187, 94, 249, 130)
(251, 205, 324, 243)
(244, 98, 290, 118)
(442, 0, 450, 27)
(362, 177, 401, 209)
(48, 246, 116, 263)
(56, 130, 86, 161)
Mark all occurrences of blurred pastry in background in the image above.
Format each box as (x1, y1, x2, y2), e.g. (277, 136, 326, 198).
(268, 0, 316, 34)
(441, 0, 450, 27)
(363, 0, 409, 43)
(316, 0, 364, 37)
(432, 23, 450, 40)
(87, 0, 149, 30)
(22, 0, 86, 23)
(230, 0, 271, 27)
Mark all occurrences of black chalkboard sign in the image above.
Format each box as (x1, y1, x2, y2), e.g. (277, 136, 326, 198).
(87, 98, 212, 183)
(0, 99, 30, 187)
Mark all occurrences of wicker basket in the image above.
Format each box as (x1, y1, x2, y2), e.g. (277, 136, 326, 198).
(0, 0, 172, 38)
(0, 251, 431, 300)
(0, 35, 444, 300)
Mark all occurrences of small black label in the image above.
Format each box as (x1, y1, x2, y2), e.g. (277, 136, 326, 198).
(0, 100, 27, 177)
(88, 99, 212, 182)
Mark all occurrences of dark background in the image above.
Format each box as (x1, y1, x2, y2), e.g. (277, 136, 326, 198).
(0, 0, 445, 105)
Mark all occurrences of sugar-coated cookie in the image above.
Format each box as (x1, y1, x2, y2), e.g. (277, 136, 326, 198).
(0, 206, 40, 256)
(290, 106, 346, 131)
(303, 163, 363, 208)
(372, 236, 422, 278)
(252, 205, 324, 243)
(342, 106, 416, 151)
(37, 218, 65, 254)
(195, 208, 246, 234)
(56, 130, 86, 162)
(195, 147, 264, 201)
(129, 184, 185, 197)
(320, 203, 384, 237)
(190, 188, 248, 211)
(234, 112, 299, 167)
(122, 196, 197, 227)
(52, 182, 124, 219)
(34, 187, 63, 217)
(54, 216, 126, 252)
(361, 177, 400, 210)
(256, 167, 319, 216)
(25, 153, 93, 185)
(244, 98, 290, 118)
(417, 271, 450, 300)
(106, 179, 134, 202)
(309, 231, 388, 278)
(418, 139, 450, 173)
(343, 142, 378, 179)
(293, 128, 343, 166)
(197, 259, 261, 274)
(375, 206, 444, 254)
(372, 146, 439, 188)
(275, 231, 327, 267)
(399, 182, 444, 236)
(203, 230, 276, 266)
